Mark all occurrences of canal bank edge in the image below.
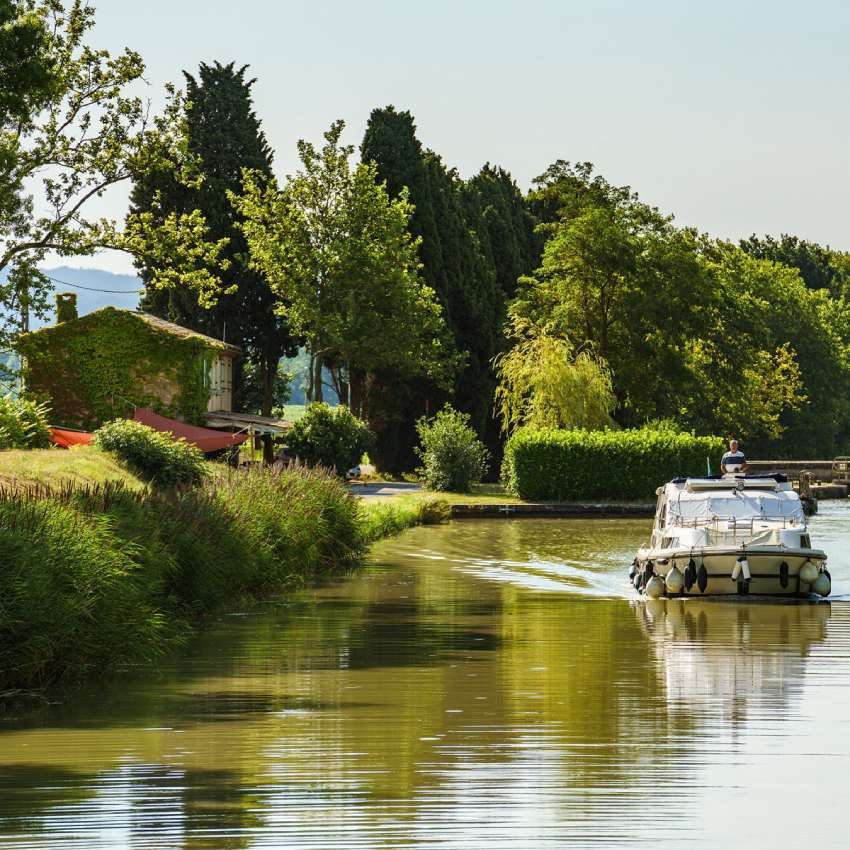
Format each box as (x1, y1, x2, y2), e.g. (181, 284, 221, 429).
(0, 450, 450, 702)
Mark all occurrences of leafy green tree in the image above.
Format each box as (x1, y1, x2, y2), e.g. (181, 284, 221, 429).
(681, 338, 805, 442)
(0, 1, 220, 276)
(740, 233, 848, 297)
(131, 61, 300, 435)
(682, 242, 848, 455)
(0, 260, 49, 337)
(0, 0, 58, 224)
(0, 1, 224, 371)
(235, 120, 454, 417)
(0, 1, 57, 118)
(517, 162, 849, 454)
(517, 162, 709, 425)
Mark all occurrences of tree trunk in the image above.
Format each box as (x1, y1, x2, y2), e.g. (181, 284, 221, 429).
(337, 368, 349, 407)
(261, 355, 275, 464)
(19, 282, 29, 333)
(349, 368, 365, 419)
(312, 353, 324, 403)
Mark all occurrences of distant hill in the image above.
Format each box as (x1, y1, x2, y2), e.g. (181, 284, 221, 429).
(37, 267, 141, 325)
(0, 265, 141, 330)
(1, 267, 141, 392)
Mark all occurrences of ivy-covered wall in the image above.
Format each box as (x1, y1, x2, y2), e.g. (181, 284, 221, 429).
(17, 308, 225, 428)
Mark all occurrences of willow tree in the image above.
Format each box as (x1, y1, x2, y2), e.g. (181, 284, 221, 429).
(234, 120, 455, 416)
(494, 317, 615, 433)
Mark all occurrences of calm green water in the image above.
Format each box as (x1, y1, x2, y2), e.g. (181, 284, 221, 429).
(3, 505, 850, 849)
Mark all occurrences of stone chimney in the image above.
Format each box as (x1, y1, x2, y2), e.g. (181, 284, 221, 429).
(56, 292, 78, 323)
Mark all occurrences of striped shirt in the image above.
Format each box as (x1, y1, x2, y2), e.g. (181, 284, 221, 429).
(722, 450, 747, 471)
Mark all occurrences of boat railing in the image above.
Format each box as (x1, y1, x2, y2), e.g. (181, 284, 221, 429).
(669, 514, 800, 531)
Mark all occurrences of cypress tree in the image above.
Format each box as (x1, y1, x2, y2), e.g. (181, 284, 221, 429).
(462, 164, 540, 301)
(360, 106, 538, 472)
(130, 62, 299, 434)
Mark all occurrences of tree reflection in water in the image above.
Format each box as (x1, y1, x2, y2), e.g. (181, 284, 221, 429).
(0, 517, 844, 849)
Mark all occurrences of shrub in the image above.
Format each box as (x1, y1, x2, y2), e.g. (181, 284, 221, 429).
(285, 403, 374, 476)
(502, 426, 724, 501)
(415, 405, 489, 492)
(94, 419, 205, 487)
(0, 395, 51, 450)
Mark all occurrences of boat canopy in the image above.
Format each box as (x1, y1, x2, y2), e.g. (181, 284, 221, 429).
(667, 488, 804, 522)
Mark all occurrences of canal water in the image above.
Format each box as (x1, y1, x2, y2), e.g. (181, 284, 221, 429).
(3, 504, 850, 849)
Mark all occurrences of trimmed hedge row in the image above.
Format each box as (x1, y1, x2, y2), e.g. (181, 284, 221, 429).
(502, 427, 724, 501)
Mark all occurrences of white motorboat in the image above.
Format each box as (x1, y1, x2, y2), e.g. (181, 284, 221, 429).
(630, 474, 830, 598)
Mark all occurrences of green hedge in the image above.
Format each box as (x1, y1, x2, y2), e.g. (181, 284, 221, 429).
(502, 427, 724, 501)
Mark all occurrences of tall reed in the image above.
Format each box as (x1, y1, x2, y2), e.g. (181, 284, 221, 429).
(0, 464, 364, 691)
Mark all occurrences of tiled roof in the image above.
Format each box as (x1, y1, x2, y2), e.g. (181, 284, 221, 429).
(22, 306, 242, 354)
(135, 312, 241, 354)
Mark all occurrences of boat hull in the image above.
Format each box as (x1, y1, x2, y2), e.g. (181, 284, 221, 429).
(632, 547, 829, 597)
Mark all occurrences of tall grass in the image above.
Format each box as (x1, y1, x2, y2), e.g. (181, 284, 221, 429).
(0, 465, 366, 691)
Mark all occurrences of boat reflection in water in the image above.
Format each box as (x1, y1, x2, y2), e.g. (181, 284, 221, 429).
(635, 598, 831, 718)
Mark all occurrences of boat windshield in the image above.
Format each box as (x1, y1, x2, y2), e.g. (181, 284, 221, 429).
(669, 492, 804, 523)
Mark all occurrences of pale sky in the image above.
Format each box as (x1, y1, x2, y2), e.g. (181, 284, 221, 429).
(67, 0, 850, 274)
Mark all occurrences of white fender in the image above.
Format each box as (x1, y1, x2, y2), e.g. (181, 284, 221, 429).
(731, 559, 742, 581)
(665, 566, 684, 594)
(800, 560, 819, 584)
(645, 575, 665, 599)
(812, 572, 831, 597)
(740, 557, 751, 581)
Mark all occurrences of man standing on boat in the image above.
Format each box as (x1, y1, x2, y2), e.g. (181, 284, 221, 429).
(721, 439, 748, 474)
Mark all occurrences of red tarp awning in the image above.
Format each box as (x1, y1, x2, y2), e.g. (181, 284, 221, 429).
(133, 408, 249, 453)
(50, 427, 94, 448)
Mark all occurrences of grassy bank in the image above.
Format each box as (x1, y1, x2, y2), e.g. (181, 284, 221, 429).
(0, 445, 143, 490)
(0, 451, 447, 695)
(359, 495, 451, 542)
